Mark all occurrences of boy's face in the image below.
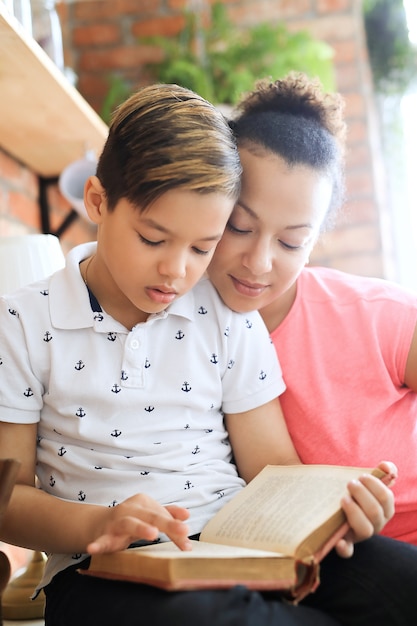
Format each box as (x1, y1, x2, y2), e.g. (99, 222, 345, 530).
(88, 185, 233, 328)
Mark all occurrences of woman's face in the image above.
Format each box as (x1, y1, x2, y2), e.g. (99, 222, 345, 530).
(208, 147, 333, 319)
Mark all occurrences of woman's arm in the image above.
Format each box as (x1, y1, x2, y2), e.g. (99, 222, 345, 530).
(0, 421, 191, 554)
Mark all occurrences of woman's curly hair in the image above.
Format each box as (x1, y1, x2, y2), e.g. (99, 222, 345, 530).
(231, 73, 347, 225)
(236, 72, 346, 150)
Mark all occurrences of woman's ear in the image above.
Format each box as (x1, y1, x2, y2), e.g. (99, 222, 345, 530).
(84, 176, 107, 224)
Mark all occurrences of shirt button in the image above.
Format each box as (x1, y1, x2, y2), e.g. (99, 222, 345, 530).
(130, 339, 139, 349)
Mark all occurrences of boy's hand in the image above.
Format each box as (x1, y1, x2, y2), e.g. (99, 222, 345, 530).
(336, 461, 397, 558)
(87, 493, 192, 555)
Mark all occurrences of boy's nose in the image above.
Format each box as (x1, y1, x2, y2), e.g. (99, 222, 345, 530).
(158, 255, 187, 279)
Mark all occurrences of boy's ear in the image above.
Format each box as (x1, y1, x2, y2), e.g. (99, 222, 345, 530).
(84, 176, 107, 224)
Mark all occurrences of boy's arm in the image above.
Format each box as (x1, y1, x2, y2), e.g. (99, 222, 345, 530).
(225, 397, 300, 484)
(0, 421, 191, 554)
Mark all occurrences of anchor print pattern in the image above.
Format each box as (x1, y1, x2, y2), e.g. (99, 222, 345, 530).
(0, 273, 277, 575)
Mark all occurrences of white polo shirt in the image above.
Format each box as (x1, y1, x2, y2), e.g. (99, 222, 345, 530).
(0, 242, 285, 585)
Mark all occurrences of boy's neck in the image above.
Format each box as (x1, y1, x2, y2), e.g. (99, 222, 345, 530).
(80, 256, 149, 329)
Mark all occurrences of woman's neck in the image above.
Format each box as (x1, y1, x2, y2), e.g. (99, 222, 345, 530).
(259, 282, 297, 333)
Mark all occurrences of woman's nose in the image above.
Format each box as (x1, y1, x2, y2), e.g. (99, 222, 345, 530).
(242, 243, 273, 275)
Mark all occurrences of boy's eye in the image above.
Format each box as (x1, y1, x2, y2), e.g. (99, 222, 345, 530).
(140, 235, 163, 247)
(140, 234, 210, 256)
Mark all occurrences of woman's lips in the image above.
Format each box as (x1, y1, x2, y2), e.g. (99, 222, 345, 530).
(230, 276, 268, 297)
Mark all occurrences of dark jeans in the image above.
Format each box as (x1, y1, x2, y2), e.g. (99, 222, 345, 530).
(44, 535, 417, 626)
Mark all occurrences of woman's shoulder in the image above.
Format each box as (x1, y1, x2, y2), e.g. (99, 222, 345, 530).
(300, 266, 417, 307)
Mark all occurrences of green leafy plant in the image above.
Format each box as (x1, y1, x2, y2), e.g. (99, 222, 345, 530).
(144, 2, 335, 105)
(363, 0, 416, 95)
(100, 2, 335, 122)
(100, 74, 131, 125)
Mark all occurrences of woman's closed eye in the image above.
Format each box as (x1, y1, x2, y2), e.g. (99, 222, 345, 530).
(226, 221, 251, 235)
(279, 240, 303, 251)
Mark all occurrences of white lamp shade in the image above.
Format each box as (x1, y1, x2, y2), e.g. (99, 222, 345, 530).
(58, 156, 97, 220)
(0, 234, 65, 295)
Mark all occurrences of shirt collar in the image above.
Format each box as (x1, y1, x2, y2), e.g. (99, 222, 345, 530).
(49, 242, 195, 330)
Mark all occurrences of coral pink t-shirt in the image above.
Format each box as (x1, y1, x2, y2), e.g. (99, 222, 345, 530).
(271, 267, 417, 544)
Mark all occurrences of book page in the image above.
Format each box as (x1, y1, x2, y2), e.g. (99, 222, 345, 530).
(201, 465, 378, 554)
(133, 540, 282, 559)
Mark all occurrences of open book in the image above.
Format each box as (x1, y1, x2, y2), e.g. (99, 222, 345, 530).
(82, 464, 391, 602)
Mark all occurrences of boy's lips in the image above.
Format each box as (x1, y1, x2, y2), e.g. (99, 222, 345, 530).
(146, 285, 178, 304)
(230, 275, 269, 297)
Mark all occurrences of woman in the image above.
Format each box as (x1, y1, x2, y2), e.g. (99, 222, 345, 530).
(208, 73, 417, 547)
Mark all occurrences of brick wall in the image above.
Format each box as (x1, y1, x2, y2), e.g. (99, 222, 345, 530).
(0, 148, 96, 254)
(0, 150, 39, 236)
(0, 0, 395, 278)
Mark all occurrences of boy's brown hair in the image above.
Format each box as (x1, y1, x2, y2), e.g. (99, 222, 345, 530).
(97, 83, 241, 211)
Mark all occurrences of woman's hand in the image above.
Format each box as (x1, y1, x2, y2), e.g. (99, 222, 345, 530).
(87, 493, 191, 555)
(336, 461, 397, 558)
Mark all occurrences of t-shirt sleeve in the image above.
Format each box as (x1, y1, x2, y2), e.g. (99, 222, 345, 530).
(221, 309, 285, 414)
(0, 295, 42, 424)
(365, 285, 417, 387)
